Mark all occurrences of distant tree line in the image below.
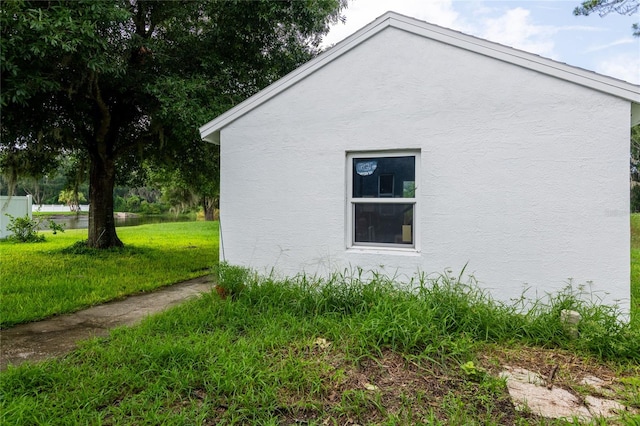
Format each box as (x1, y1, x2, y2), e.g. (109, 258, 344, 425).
(0, 162, 204, 216)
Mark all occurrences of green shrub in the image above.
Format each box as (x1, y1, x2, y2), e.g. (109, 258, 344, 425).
(5, 214, 43, 242)
(139, 200, 169, 215)
(631, 185, 640, 213)
(125, 195, 142, 212)
(3, 214, 65, 243)
(113, 195, 126, 212)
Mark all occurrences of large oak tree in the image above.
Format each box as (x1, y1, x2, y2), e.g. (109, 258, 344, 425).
(1, 0, 346, 247)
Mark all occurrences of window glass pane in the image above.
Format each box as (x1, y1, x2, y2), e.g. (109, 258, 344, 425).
(354, 203, 413, 245)
(353, 156, 415, 198)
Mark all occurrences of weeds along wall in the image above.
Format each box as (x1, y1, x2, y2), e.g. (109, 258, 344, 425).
(216, 24, 632, 314)
(0, 195, 32, 239)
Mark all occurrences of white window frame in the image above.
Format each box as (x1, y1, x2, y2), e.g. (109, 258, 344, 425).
(346, 150, 420, 251)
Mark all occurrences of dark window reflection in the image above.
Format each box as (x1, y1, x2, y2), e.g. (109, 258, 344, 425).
(354, 203, 413, 244)
(353, 156, 415, 198)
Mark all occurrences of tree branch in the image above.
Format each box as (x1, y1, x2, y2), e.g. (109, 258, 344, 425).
(574, 0, 639, 17)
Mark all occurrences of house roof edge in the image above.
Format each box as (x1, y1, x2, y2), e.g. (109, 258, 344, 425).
(199, 12, 395, 142)
(200, 11, 640, 142)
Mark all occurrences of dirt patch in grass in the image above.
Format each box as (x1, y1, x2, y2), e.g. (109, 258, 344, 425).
(272, 344, 637, 425)
(275, 348, 526, 425)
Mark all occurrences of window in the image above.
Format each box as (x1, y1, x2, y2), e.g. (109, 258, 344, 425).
(347, 152, 419, 249)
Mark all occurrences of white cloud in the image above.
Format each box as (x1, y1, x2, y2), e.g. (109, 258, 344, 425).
(322, 0, 460, 47)
(475, 7, 557, 58)
(406, 0, 459, 28)
(321, 1, 638, 81)
(324, 2, 559, 58)
(585, 38, 636, 53)
(596, 52, 640, 83)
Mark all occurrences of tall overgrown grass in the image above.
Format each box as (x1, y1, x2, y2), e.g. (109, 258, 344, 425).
(2, 263, 638, 425)
(217, 264, 639, 363)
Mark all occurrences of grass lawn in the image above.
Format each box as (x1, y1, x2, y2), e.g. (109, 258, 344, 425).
(0, 221, 218, 327)
(1, 266, 638, 425)
(0, 219, 638, 424)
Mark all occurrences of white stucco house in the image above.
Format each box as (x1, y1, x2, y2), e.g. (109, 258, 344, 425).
(200, 12, 640, 312)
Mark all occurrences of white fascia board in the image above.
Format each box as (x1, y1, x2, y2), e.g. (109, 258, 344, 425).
(389, 15, 640, 103)
(199, 11, 640, 143)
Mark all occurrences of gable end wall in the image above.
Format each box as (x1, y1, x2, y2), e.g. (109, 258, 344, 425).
(219, 28, 631, 312)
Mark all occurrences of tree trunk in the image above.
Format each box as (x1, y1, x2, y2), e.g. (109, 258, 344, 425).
(203, 196, 216, 221)
(88, 155, 122, 248)
(32, 179, 43, 205)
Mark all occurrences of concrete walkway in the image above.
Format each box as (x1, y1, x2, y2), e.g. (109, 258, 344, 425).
(0, 276, 214, 370)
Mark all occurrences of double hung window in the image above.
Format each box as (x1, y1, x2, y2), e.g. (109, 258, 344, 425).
(347, 152, 419, 248)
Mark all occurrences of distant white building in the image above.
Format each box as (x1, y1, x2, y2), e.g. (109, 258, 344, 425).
(0, 195, 32, 238)
(200, 12, 640, 313)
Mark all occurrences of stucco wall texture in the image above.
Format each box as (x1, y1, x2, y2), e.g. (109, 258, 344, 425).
(219, 28, 630, 312)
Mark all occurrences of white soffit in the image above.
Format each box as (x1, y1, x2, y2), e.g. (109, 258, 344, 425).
(200, 11, 640, 143)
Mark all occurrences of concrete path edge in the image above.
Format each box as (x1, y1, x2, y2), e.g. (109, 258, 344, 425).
(0, 276, 214, 370)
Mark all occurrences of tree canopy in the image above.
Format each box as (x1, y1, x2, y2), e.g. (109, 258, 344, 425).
(1, 0, 346, 247)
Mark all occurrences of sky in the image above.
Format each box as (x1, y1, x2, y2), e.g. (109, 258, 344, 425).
(322, 0, 640, 84)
